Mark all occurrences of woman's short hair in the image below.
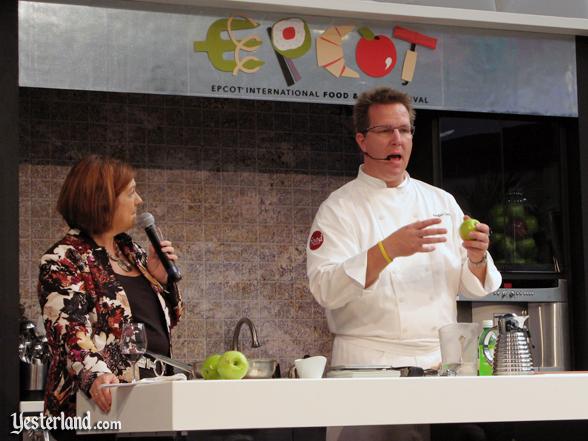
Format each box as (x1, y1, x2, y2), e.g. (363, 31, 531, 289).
(57, 155, 135, 235)
(353, 87, 416, 134)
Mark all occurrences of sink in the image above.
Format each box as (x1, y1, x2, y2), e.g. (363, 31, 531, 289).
(194, 317, 276, 379)
(245, 358, 278, 379)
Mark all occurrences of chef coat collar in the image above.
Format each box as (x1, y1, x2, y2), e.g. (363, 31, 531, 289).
(357, 165, 411, 190)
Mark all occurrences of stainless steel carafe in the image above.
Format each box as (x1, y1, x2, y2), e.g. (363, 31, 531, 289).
(493, 313, 534, 375)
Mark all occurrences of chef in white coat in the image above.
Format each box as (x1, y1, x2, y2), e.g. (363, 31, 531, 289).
(306, 87, 502, 441)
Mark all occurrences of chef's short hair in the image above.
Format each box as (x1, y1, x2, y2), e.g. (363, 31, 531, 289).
(353, 87, 416, 134)
(57, 154, 135, 235)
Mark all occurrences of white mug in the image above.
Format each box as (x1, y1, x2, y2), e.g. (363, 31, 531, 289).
(294, 356, 327, 378)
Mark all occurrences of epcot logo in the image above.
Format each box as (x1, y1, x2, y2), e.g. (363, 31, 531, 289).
(194, 15, 437, 87)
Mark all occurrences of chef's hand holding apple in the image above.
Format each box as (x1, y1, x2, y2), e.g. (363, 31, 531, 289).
(460, 215, 490, 266)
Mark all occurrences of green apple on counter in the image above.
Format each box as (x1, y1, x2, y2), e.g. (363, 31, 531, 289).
(459, 218, 480, 241)
(201, 353, 222, 380)
(217, 350, 249, 380)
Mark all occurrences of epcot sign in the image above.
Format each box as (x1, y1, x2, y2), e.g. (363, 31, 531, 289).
(193, 15, 437, 86)
(19, 2, 578, 116)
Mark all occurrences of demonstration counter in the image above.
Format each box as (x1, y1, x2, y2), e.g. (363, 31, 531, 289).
(77, 373, 588, 434)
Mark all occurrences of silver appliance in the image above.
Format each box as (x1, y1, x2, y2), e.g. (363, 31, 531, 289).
(458, 278, 570, 372)
(493, 313, 534, 375)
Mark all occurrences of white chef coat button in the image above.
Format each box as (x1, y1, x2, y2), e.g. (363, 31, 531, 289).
(431, 326, 437, 332)
(379, 216, 384, 220)
(398, 297, 404, 303)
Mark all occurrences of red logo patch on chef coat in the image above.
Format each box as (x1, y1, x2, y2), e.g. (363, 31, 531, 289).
(309, 230, 324, 250)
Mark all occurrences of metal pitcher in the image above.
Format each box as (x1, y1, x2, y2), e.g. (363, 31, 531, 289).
(493, 313, 534, 375)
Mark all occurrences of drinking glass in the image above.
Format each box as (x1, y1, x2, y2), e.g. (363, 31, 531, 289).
(120, 322, 147, 382)
(438, 323, 481, 376)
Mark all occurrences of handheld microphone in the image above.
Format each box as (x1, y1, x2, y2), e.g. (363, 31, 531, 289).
(364, 152, 397, 161)
(137, 212, 182, 283)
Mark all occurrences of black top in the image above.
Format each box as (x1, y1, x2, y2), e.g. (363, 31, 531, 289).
(116, 273, 171, 357)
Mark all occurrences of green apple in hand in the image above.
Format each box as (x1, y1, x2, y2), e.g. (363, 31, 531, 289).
(217, 350, 249, 380)
(459, 218, 480, 241)
(201, 353, 222, 380)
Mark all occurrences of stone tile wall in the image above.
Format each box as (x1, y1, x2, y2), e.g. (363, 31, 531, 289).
(18, 87, 360, 371)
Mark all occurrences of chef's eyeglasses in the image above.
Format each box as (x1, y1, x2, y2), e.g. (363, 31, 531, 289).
(364, 124, 415, 138)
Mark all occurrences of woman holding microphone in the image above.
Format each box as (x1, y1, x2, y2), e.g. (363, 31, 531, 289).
(37, 155, 183, 440)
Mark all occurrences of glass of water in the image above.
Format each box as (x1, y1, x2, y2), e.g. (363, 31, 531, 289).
(439, 323, 481, 376)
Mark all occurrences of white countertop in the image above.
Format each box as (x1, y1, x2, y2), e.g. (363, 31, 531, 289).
(77, 374, 588, 434)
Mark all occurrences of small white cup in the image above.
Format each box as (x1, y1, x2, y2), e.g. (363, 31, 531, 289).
(294, 356, 327, 378)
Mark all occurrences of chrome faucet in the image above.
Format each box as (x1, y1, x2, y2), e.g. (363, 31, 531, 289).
(232, 317, 261, 351)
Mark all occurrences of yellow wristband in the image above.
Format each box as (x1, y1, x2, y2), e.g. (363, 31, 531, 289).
(377, 241, 393, 265)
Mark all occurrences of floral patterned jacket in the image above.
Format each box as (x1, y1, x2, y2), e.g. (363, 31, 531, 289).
(37, 229, 183, 417)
